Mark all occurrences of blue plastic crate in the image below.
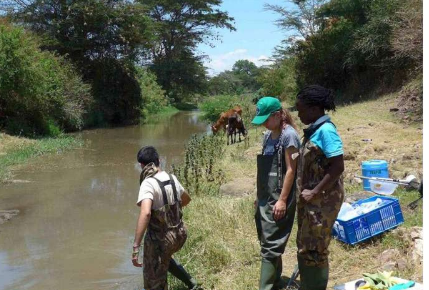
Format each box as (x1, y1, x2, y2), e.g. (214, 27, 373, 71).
(332, 196, 404, 245)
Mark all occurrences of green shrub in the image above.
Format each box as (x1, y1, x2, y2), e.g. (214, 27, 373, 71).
(135, 66, 169, 121)
(258, 57, 298, 104)
(198, 95, 242, 123)
(0, 22, 91, 136)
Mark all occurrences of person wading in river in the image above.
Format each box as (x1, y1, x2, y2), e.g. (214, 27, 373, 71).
(132, 146, 201, 290)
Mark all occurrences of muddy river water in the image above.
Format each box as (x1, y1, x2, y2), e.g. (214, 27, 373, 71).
(0, 111, 209, 290)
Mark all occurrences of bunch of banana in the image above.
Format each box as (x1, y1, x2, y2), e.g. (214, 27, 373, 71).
(357, 271, 402, 290)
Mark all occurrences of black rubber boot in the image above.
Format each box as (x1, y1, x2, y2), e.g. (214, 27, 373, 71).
(168, 258, 200, 289)
(259, 257, 277, 290)
(298, 260, 329, 290)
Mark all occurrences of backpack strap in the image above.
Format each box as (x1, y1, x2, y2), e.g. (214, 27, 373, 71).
(168, 174, 179, 203)
(151, 175, 179, 206)
(151, 177, 169, 206)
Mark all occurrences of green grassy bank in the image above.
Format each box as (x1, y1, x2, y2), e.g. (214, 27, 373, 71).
(0, 133, 82, 183)
(142, 106, 180, 124)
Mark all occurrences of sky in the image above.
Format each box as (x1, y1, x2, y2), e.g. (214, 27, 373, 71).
(197, 0, 292, 75)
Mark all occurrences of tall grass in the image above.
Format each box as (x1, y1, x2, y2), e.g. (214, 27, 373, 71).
(170, 195, 261, 289)
(168, 131, 262, 289)
(172, 134, 226, 197)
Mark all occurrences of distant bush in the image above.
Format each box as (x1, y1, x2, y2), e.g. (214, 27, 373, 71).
(199, 95, 242, 123)
(135, 66, 169, 121)
(0, 23, 91, 136)
(258, 57, 298, 104)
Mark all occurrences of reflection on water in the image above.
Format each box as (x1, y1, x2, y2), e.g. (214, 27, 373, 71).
(0, 111, 209, 290)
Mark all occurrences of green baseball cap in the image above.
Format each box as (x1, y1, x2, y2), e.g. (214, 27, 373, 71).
(251, 97, 282, 125)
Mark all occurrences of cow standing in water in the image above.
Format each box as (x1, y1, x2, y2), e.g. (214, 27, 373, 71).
(227, 112, 247, 145)
(211, 106, 242, 134)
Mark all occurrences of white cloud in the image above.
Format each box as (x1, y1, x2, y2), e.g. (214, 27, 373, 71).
(204, 49, 273, 75)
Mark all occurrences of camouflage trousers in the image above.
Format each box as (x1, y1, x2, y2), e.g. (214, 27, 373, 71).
(296, 186, 344, 267)
(143, 224, 187, 290)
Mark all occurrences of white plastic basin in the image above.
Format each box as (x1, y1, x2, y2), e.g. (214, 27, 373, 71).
(369, 180, 398, 195)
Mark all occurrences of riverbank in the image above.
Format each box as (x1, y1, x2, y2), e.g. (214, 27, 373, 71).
(0, 106, 186, 184)
(0, 133, 82, 183)
(167, 93, 423, 289)
(142, 106, 180, 124)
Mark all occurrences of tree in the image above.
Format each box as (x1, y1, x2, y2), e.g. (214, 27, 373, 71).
(390, 0, 422, 73)
(231, 59, 261, 92)
(207, 71, 243, 95)
(10, 0, 153, 65)
(8, 0, 155, 125)
(150, 48, 208, 101)
(265, 0, 328, 45)
(258, 57, 298, 102)
(268, 0, 414, 99)
(142, 0, 235, 101)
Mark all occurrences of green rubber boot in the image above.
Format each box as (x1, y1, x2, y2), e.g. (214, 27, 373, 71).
(298, 261, 329, 290)
(274, 257, 287, 290)
(259, 258, 277, 290)
(168, 258, 200, 289)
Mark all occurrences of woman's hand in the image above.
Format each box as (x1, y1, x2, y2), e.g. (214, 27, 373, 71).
(301, 189, 317, 202)
(273, 199, 287, 220)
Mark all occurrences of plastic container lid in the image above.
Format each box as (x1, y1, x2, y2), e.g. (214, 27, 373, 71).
(361, 160, 388, 170)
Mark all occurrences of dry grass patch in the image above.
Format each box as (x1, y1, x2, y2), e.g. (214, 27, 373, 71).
(0, 133, 36, 155)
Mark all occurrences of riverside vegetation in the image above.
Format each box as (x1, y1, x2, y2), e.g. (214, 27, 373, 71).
(0, 0, 421, 182)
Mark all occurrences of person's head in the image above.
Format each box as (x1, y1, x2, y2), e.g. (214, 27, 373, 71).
(251, 96, 297, 131)
(295, 85, 336, 125)
(137, 146, 160, 168)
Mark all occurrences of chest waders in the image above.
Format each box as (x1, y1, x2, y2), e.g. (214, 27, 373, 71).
(143, 175, 187, 290)
(296, 122, 344, 290)
(255, 134, 296, 290)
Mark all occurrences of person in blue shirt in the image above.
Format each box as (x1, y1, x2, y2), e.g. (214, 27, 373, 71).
(294, 85, 345, 290)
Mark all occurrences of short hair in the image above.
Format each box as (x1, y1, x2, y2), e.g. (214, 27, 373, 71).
(137, 146, 160, 166)
(297, 85, 336, 111)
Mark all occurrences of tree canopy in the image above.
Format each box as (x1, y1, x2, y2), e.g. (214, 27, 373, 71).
(143, 0, 235, 100)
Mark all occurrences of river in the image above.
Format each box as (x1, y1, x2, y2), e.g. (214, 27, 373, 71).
(0, 111, 210, 290)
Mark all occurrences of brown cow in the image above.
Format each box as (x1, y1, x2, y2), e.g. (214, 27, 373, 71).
(227, 112, 247, 145)
(211, 106, 242, 134)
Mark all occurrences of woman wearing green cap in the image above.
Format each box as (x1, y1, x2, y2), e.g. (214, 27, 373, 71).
(251, 96, 300, 290)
